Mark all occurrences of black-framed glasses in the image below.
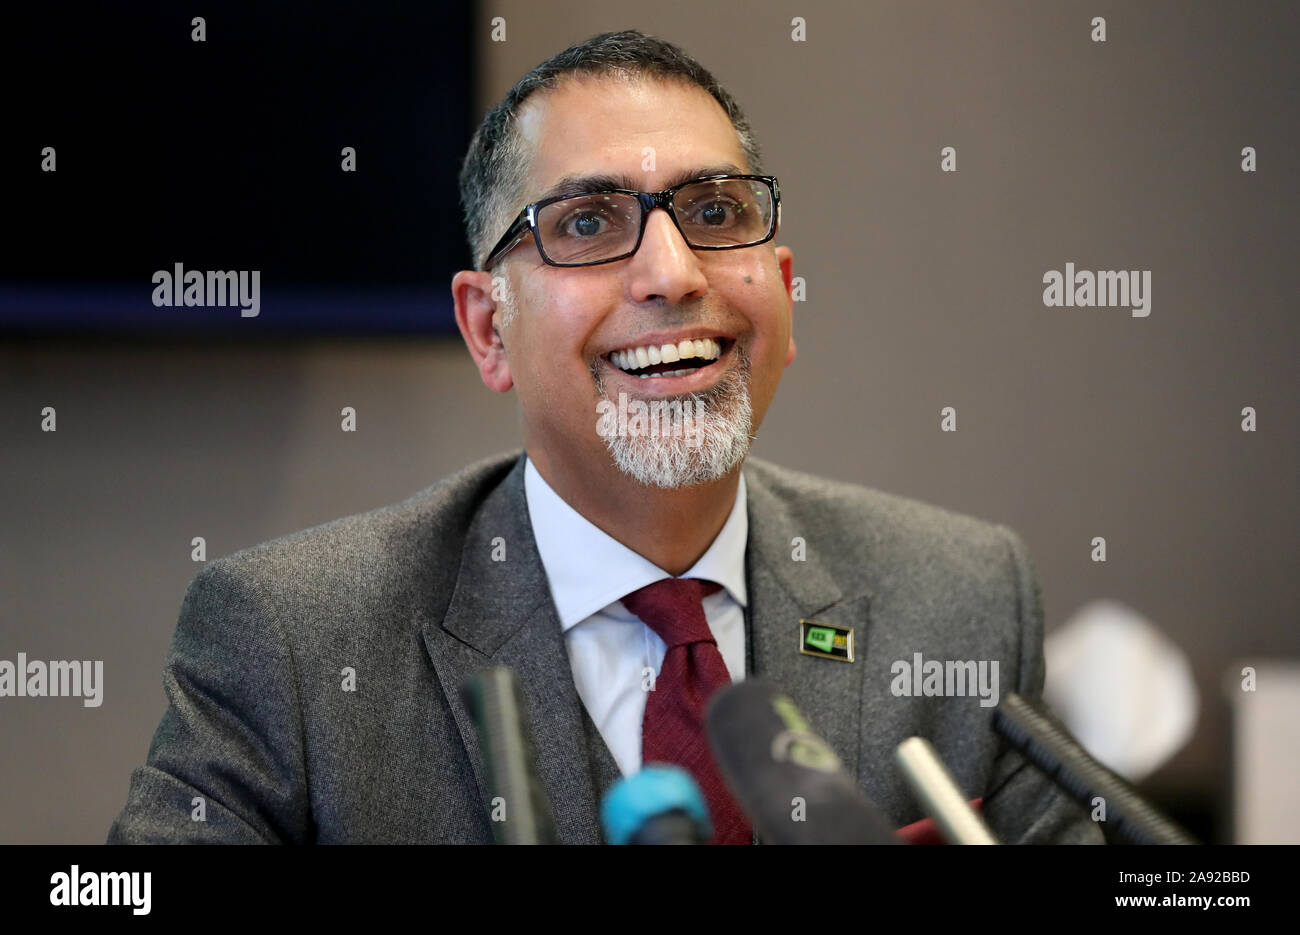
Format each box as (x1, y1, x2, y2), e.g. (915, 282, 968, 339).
(482, 174, 781, 269)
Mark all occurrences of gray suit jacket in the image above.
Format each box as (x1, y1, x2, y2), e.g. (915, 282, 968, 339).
(108, 451, 1102, 844)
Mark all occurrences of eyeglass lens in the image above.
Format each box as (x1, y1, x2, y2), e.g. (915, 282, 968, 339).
(535, 178, 774, 265)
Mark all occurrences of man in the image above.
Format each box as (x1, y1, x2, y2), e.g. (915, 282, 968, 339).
(108, 30, 1102, 844)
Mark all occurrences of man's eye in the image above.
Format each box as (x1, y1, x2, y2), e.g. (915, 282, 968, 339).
(558, 211, 610, 238)
(688, 198, 744, 227)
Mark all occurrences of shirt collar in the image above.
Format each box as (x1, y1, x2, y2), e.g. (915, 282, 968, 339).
(524, 454, 749, 631)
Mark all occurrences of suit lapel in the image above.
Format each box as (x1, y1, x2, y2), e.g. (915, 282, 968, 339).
(743, 461, 872, 779)
(419, 454, 605, 844)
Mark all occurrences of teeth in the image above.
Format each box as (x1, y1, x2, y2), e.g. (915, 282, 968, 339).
(636, 366, 701, 379)
(608, 337, 724, 372)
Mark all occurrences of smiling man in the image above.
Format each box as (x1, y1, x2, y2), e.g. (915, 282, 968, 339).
(107, 30, 1103, 845)
(454, 73, 790, 578)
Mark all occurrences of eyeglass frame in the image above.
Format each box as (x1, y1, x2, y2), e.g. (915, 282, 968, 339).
(481, 173, 782, 269)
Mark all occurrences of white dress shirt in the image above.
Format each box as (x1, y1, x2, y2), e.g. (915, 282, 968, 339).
(523, 455, 749, 777)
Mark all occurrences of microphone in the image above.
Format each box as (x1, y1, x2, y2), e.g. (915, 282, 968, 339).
(894, 736, 999, 844)
(601, 765, 712, 845)
(706, 680, 899, 844)
(460, 667, 558, 845)
(993, 692, 1198, 845)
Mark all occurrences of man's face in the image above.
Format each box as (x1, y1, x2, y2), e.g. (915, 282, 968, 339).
(479, 75, 795, 487)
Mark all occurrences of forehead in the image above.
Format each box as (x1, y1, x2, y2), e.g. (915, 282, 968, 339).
(514, 74, 750, 196)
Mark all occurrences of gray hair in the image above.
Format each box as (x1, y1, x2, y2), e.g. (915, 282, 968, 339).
(458, 29, 765, 272)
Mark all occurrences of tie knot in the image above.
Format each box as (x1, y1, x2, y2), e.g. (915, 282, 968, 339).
(621, 578, 723, 648)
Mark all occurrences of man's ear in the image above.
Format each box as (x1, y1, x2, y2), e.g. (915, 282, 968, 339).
(776, 245, 797, 367)
(452, 269, 513, 393)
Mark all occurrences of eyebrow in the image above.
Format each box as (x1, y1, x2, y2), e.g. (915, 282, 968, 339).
(532, 163, 747, 203)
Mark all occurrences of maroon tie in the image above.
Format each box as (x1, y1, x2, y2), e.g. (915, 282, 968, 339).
(621, 577, 752, 845)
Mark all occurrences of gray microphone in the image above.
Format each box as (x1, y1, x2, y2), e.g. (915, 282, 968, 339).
(460, 667, 558, 845)
(895, 736, 999, 844)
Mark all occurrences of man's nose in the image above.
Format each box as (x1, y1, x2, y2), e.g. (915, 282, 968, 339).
(625, 207, 708, 305)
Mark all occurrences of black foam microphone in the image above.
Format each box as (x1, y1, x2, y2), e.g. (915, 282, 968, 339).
(460, 667, 558, 845)
(993, 692, 1198, 845)
(706, 680, 899, 844)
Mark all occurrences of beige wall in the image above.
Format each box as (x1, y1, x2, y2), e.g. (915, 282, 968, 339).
(2, 0, 1295, 841)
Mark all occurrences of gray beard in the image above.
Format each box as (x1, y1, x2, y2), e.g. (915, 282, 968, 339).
(590, 344, 754, 489)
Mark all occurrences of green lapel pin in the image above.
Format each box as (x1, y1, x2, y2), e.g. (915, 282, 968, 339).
(799, 619, 855, 662)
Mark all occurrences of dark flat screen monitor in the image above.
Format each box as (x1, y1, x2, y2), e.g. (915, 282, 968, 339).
(1, 2, 476, 337)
